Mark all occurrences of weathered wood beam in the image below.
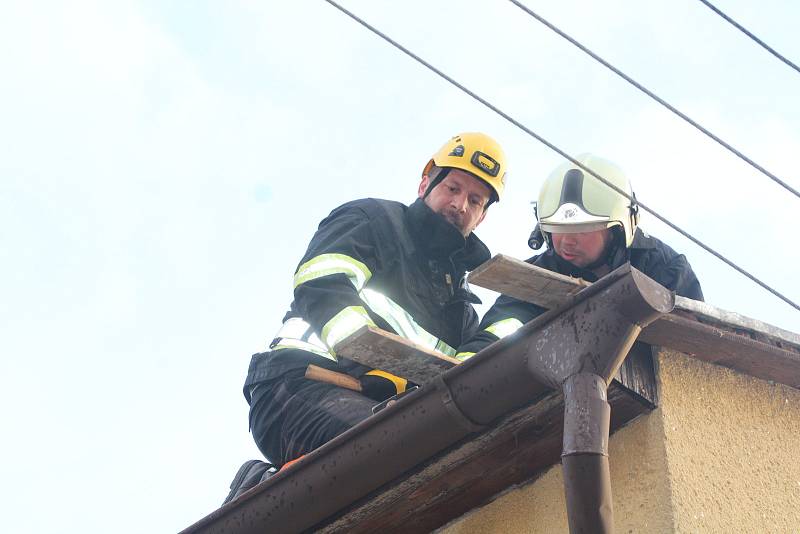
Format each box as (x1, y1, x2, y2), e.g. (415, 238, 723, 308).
(642, 313, 800, 388)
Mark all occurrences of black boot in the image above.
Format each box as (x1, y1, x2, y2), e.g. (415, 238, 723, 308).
(222, 460, 276, 505)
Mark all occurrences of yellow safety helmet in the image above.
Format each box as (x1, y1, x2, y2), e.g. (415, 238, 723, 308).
(423, 132, 508, 202)
(537, 154, 640, 247)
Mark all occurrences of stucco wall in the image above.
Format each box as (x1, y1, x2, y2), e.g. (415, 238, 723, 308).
(440, 351, 800, 533)
(659, 350, 800, 533)
(439, 409, 674, 533)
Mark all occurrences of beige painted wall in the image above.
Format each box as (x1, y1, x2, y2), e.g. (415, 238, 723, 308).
(440, 351, 800, 533)
(659, 350, 800, 533)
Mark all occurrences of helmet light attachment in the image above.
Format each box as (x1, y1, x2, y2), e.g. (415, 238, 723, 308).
(470, 151, 501, 177)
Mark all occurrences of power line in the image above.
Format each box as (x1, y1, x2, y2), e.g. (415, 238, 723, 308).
(506, 0, 800, 200)
(697, 0, 800, 75)
(321, 0, 800, 313)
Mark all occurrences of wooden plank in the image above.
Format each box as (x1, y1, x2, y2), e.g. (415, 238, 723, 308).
(468, 254, 590, 309)
(318, 381, 650, 533)
(469, 254, 800, 389)
(335, 326, 459, 385)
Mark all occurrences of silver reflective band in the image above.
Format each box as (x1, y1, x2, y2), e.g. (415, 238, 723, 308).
(294, 253, 372, 290)
(360, 288, 456, 356)
(271, 339, 335, 361)
(274, 317, 317, 341)
(272, 318, 333, 360)
(485, 317, 524, 339)
(273, 317, 327, 349)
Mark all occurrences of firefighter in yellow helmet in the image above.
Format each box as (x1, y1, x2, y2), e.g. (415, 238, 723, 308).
(456, 153, 703, 361)
(417, 132, 507, 235)
(224, 132, 508, 502)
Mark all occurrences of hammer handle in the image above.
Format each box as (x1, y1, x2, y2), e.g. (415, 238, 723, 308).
(305, 364, 362, 392)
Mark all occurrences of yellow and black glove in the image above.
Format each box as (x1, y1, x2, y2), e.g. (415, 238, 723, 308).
(359, 369, 416, 401)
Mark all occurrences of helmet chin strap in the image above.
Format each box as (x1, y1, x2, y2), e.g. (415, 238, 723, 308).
(423, 168, 451, 199)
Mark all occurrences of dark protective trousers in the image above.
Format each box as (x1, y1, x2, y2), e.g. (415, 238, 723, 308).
(248, 368, 376, 467)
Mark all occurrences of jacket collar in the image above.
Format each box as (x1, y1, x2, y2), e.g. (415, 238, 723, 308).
(630, 227, 657, 250)
(406, 198, 491, 270)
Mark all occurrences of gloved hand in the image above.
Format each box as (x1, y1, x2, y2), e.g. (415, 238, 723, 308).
(359, 369, 416, 401)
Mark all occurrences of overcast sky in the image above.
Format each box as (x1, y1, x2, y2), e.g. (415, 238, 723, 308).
(1, 1, 798, 532)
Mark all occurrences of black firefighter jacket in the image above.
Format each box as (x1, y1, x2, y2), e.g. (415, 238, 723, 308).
(244, 197, 491, 395)
(456, 227, 704, 359)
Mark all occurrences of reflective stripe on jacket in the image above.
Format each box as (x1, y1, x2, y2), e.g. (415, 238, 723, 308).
(245, 197, 490, 390)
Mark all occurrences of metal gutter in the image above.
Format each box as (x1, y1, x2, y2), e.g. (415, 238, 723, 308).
(180, 264, 672, 534)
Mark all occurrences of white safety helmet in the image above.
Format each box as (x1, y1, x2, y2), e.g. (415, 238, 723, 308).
(537, 154, 639, 247)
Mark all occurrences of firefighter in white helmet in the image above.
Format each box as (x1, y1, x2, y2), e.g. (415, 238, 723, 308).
(456, 154, 702, 361)
(225, 132, 508, 502)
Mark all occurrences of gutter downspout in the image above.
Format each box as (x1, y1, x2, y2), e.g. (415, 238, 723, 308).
(525, 267, 674, 533)
(561, 373, 614, 533)
(180, 264, 672, 534)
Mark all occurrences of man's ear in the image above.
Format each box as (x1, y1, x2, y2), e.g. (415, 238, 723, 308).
(418, 174, 431, 199)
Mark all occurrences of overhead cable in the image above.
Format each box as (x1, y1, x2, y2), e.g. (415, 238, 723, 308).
(322, 0, 800, 313)
(697, 0, 800, 75)
(507, 0, 800, 200)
